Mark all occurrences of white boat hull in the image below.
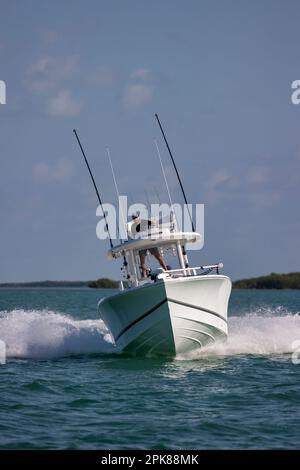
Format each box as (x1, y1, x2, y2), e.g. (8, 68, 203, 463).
(98, 275, 231, 357)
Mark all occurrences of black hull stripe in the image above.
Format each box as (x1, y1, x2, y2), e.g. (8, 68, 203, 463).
(115, 298, 167, 341)
(115, 298, 226, 342)
(167, 298, 227, 323)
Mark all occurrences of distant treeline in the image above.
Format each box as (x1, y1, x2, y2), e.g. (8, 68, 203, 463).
(233, 272, 300, 289)
(2, 273, 299, 290)
(88, 278, 118, 289)
(0, 278, 118, 289)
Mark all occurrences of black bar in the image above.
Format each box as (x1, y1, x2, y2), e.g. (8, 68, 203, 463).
(0, 450, 299, 465)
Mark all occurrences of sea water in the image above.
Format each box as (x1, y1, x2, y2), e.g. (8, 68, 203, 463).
(0, 287, 299, 449)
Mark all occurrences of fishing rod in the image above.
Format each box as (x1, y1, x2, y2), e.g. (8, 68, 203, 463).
(73, 129, 114, 250)
(144, 189, 151, 213)
(154, 186, 162, 205)
(106, 148, 130, 279)
(155, 113, 195, 232)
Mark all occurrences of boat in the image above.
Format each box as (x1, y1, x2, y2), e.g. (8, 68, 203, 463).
(98, 216, 231, 357)
(73, 114, 232, 357)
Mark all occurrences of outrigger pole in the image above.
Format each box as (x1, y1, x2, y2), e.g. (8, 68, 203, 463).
(73, 129, 114, 250)
(155, 113, 195, 232)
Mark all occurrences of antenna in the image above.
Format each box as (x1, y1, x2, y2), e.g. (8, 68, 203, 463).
(154, 186, 162, 205)
(154, 140, 173, 207)
(73, 129, 114, 250)
(155, 139, 178, 230)
(155, 113, 195, 232)
(144, 189, 151, 212)
(106, 148, 127, 240)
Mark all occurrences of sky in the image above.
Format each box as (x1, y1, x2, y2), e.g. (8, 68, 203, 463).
(0, 0, 300, 282)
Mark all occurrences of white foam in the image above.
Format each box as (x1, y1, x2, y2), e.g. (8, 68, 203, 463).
(0, 309, 114, 359)
(1, 308, 299, 360)
(184, 311, 300, 359)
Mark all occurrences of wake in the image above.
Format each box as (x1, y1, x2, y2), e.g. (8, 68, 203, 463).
(192, 309, 300, 358)
(0, 309, 114, 359)
(1, 307, 299, 360)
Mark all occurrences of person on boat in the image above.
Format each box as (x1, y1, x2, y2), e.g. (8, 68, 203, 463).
(139, 247, 168, 278)
(131, 213, 168, 277)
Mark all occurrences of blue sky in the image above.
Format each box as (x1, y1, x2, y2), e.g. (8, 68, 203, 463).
(0, 0, 300, 282)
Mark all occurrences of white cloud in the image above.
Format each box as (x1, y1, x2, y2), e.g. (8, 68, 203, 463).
(130, 68, 151, 81)
(33, 159, 72, 183)
(122, 67, 154, 110)
(123, 84, 152, 110)
(52, 159, 73, 182)
(47, 89, 81, 117)
(208, 169, 232, 189)
(33, 162, 49, 180)
(27, 55, 78, 94)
